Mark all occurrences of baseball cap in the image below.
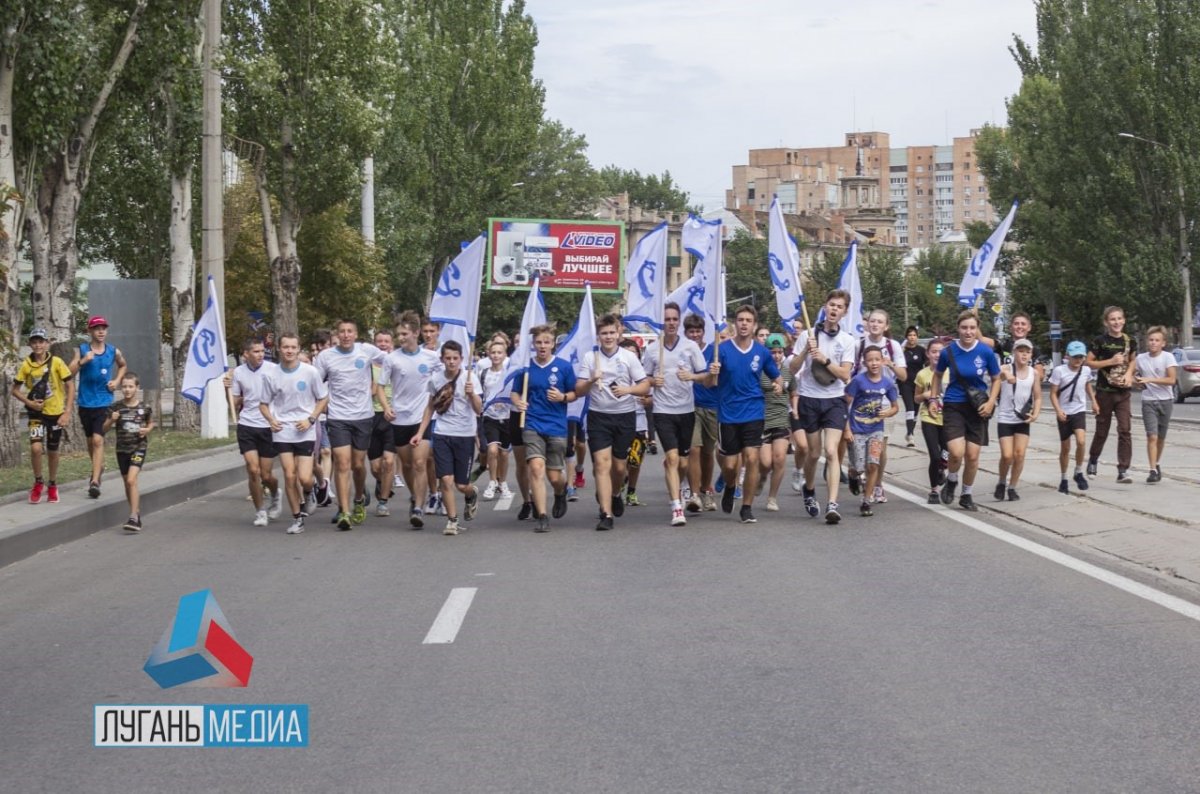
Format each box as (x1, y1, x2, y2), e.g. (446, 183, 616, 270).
(1013, 339, 1033, 350)
(1066, 340, 1087, 357)
(767, 333, 786, 349)
(87, 315, 109, 329)
(28, 327, 48, 340)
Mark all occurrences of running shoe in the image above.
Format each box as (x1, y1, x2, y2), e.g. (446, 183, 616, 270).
(1086, 460, 1097, 477)
(804, 494, 820, 518)
(443, 519, 460, 536)
(1075, 472, 1091, 491)
(739, 505, 756, 524)
(939, 479, 957, 505)
(88, 481, 101, 499)
(267, 491, 283, 519)
(722, 487, 735, 514)
(848, 472, 862, 497)
(123, 515, 142, 532)
(534, 514, 550, 533)
(393, 473, 405, 489)
(595, 515, 614, 531)
(336, 511, 352, 531)
(553, 491, 568, 519)
(927, 490, 940, 504)
(566, 485, 578, 502)
(376, 500, 390, 517)
(498, 482, 513, 498)
(351, 499, 367, 525)
(29, 481, 43, 503)
(464, 488, 478, 521)
(714, 473, 725, 493)
(518, 501, 534, 520)
(702, 492, 717, 512)
(624, 491, 640, 507)
(573, 470, 585, 489)
(791, 469, 804, 493)
(872, 486, 887, 504)
(765, 497, 779, 512)
(253, 510, 269, 527)
(286, 518, 305, 535)
(410, 507, 424, 529)
(671, 506, 687, 526)
(1058, 479, 1070, 494)
(46, 484, 59, 503)
(994, 482, 1007, 501)
(1116, 470, 1132, 484)
(959, 494, 978, 512)
(612, 495, 625, 518)
(686, 494, 703, 513)
(825, 502, 841, 524)
(482, 481, 498, 500)
(1007, 488, 1020, 501)
(860, 501, 874, 517)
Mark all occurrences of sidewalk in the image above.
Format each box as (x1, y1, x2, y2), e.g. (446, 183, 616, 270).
(0, 444, 242, 569)
(885, 409, 1200, 586)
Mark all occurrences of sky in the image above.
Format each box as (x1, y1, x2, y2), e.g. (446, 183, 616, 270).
(527, 0, 1040, 211)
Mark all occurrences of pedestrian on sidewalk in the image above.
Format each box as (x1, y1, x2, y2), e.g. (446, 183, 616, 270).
(103, 373, 153, 532)
(1134, 326, 1177, 483)
(844, 346, 899, 517)
(11, 328, 74, 504)
(994, 338, 1042, 501)
(69, 316, 127, 499)
(931, 310, 1001, 512)
(914, 338, 950, 503)
(1086, 306, 1136, 483)
(1050, 341, 1098, 494)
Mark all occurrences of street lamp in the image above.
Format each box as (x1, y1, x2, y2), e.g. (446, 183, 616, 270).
(1117, 132, 1194, 347)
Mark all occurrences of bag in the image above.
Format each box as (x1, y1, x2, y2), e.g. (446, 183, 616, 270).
(1015, 395, 1035, 422)
(27, 358, 53, 402)
(948, 343, 990, 413)
(430, 373, 459, 415)
(808, 329, 839, 386)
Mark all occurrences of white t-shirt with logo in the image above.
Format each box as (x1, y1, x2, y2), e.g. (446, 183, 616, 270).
(642, 337, 707, 415)
(1050, 364, 1094, 416)
(1136, 351, 1177, 402)
(382, 347, 442, 426)
(794, 327, 857, 399)
(477, 363, 511, 421)
(314, 343, 387, 421)
(261, 362, 328, 443)
(427, 370, 482, 437)
(581, 347, 648, 414)
(231, 361, 277, 428)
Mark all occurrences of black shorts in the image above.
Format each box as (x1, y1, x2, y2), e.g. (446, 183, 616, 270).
(78, 406, 108, 438)
(237, 425, 277, 458)
(275, 441, 315, 457)
(789, 415, 805, 434)
(117, 448, 147, 476)
(508, 412, 525, 447)
(1057, 412, 1087, 441)
(587, 411, 636, 459)
(653, 412, 694, 456)
(943, 402, 988, 446)
(719, 419, 765, 456)
(762, 426, 790, 443)
(368, 412, 396, 460)
(28, 413, 65, 452)
(566, 417, 586, 452)
(797, 395, 848, 434)
(997, 421, 1030, 438)
(482, 416, 511, 448)
(326, 417, 373, 451)
(392, 422, 432, 448)
(433, 434, 476, 485)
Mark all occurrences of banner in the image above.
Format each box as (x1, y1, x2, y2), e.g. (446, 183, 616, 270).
(485, 277, 547, 411)
(181, 276, 228, 404)
(768, 196, 805, 328)
(432, 234, 486, 351)
(622, 222, 669, 332)
(959, 200, 1018, 307)
(486, 218, 624, 293)
(558, 285, 598, 422)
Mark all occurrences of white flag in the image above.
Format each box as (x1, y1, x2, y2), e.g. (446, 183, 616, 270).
(623, 222, 669, 331)
(958, 200, 1018, 307)
(432, 234, 486, 351)
(700, 228, 726, 344)
(558, 284, 598, 422)
(682, 214, 721, 259)
(768, 195, 805, 328)
(838, 240, 864, 337)
(486, 277, 547, 410)
(181, 276, 229, 404)
(667, 271, 706, 321)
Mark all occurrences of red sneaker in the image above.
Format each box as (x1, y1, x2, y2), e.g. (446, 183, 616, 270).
(29, 481, 44, 503)
(47, 485, 59, 503)
(573, 470, 585, 489)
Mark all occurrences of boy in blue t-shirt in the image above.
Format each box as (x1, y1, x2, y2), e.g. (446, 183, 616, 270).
(845, 347, 899, 517)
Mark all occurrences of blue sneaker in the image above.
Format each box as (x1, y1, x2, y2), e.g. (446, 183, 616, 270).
(566, 484, 578, 502)
(733, 484, 743, 500)
(715, 474, 725, 494)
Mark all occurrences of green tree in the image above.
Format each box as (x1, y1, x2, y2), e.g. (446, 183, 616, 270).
(597, 166, 692, 212)
(723, 230, 776, 328)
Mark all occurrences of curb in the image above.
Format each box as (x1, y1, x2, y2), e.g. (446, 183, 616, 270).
(0, 451, 245, 570)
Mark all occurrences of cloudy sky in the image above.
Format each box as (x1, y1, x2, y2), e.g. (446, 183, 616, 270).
(527, 0, 1040, 210)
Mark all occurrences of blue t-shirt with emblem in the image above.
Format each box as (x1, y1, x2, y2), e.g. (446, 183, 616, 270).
(845, 372, 899, 435)
(716, 339, 780, 423)
(693, 344, 719, 410)
(519, 356, 576, 437)
(935, 340, 1000, 404)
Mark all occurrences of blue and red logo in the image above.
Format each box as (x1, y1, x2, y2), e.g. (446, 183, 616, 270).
(144, 589, 253, 689)
(560, 231, 616, 249)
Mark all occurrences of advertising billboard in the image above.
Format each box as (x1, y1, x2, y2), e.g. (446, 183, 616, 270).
(486, 218, 625, 293)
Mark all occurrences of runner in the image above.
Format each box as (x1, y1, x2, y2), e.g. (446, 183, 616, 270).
(1134, 326, 1177, 483)
(788, 322, 808, 494)
(11, 328, 74, 503)
(1086, 306, 1136, 483)
(993, 338, 1041, 501)
(381, 311, 441, 528)
(684, 313, 719, 512)
(621, 337, 651, 507)
(228, 337, 281, 526)
(790, 290, 856, 524)
(421, 318, 443, 512)
(368, 329, 397, 516)
(69, 316, 128, 498)
(758, 334, 793, 513)
(914, 338, 949, 503)
(478, 339, 513, 500)
(508, 325, 577, 532)
(313, 318, 388, 531)
(642, 302, 708, 526)
(578, 313, 651, 531)
(422, 320, 441, 352)
(988, 311, 1045, 381)
(260, 333, 329, 534)
(308, 329, 334, 506)
(412, 340, 482, 536)
(844, 346, 899, 517)
(849, 309, 906, 504)
(104, 373, 152, 532)
(707, 304, 781, 524)
(1050, 341, 1098, 494)
(931, 310, 1001, 512)
(900, 326, 925, 446)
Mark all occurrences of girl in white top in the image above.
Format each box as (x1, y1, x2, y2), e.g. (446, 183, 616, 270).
(993, 338, 1042, 501)
(477, 340, 512, 499)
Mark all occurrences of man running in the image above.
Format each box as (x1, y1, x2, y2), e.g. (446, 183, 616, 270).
(381, 312, 441, 528)
(685, 314, 720, 512)
(228, 337, 281, 526)
(69, 316, 128, 498)
(313, 318, 387, 530)
(368, 329, 397, 516)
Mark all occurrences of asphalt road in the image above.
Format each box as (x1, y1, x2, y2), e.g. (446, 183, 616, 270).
(4, 459, 1200, 793)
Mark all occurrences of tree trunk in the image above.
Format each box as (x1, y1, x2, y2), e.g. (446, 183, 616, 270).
(260, 121, 302, 335)
(169, 166, 198, 431)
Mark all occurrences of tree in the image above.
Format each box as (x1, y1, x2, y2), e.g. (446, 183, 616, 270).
(597, 166, 692, 212)
(723, 230, 776, 329)
(225, 0, 386, 335)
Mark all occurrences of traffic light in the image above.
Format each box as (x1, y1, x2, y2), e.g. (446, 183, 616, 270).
(935, 282, 944, 296)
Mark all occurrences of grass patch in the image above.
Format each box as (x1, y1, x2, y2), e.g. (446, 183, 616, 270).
(0, 429, 233, 497)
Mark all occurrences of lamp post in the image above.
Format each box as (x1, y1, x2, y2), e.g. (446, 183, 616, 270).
(1118, 132, 1194, 347)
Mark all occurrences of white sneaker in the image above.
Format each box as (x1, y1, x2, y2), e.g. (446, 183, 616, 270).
(252, 510, 269, 527)
(766, 497, 780, 512)
(670, 506, 687, 526)
(435, 495, 447, 516)
(286, 518, 305, 534)
(267, 492, 282, 520)
(791, 469, 804, 493)
(303, 490, 316, 516)
(498, 482, 513, 498)
(443, 518, 460, 536)
(393, 474, 405, 489)
(872, 486, 888, 504)
(482, 481, 498, 500)
(681, 485, 692, 502)
(375, 501, 390, 517)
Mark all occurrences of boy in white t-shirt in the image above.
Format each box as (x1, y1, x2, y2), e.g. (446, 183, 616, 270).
(1050, 341, 1098, 494)
(1134, 326, 1177, 483)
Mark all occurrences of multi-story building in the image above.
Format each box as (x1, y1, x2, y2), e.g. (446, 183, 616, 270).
(727, 130, 999, 247)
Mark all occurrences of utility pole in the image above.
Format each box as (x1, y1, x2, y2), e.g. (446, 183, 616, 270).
(200, 0, 228, 438)
(361, 156, 376, 246)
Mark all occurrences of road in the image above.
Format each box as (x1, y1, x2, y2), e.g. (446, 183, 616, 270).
(4, 457, 1200, 792)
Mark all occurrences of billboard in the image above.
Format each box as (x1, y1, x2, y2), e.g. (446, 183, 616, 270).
(486, 218, 625, 293)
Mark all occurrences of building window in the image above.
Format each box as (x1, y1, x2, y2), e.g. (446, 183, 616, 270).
(748, 187, 756, 200)
(963, 174, 971, 182)
(916, 165, 925, 173)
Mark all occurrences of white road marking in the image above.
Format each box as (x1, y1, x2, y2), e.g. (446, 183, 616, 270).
(493, 494, 514, 511)
(475, 572, 494, 577)
(890, 485, 1200, 622)
(423, 588, 478, 644)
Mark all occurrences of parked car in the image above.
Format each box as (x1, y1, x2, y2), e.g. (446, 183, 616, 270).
(1172, 348, 1200, 402)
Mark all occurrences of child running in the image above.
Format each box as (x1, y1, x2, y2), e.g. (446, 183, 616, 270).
(104, 373, 154, 532)
(1134, 326, 1177, 483)
(844, 346, 899, 517)
(993, 338, 1041, 501)
(914, 339, 949, 503)
(1050, 341, 1097, 494)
